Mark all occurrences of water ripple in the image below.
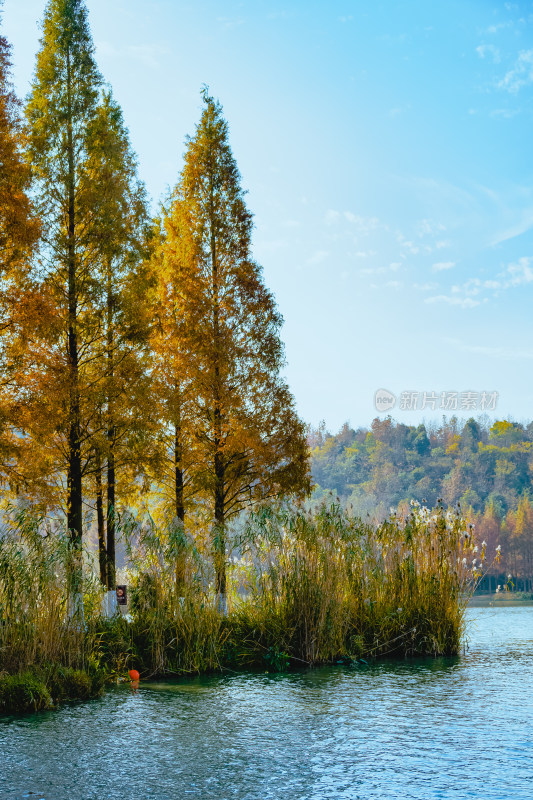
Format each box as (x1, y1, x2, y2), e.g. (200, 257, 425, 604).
(0, 607, 532, 800)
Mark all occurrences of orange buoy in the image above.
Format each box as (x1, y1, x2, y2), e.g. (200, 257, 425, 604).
(128, 669, 140, 681)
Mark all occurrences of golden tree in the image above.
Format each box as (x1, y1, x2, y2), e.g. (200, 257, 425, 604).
(0, 14, 40, 482)
(22, 0, 151, 603)
(150, 214, 208, 595)
(81, 91, 152, 588)
(25, 0, 103, 565)
(159, 89, 310, 606)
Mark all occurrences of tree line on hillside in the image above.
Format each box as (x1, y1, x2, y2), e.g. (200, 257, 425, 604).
(308, 416, 533, 590)
(0, 0, 309, 606)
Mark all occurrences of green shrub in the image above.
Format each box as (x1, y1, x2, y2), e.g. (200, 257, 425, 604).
(0, 672, 52, 714)
(47, 666, 96, 702)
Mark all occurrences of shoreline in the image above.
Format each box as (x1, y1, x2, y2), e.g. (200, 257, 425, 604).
(468, 593, 533, 607)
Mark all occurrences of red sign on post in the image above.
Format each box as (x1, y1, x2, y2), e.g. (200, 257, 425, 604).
(116, 585, 127, 606)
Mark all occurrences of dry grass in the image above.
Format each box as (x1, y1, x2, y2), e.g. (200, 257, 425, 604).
(0, 499, 491, 683)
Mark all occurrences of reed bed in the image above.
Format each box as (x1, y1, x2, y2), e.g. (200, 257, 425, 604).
(225, 499, 481, 666)
(0, 499, 490, 703)
(0, 505, 94, 673)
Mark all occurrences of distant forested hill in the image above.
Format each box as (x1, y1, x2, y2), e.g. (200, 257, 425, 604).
(308, 416, 533, 588)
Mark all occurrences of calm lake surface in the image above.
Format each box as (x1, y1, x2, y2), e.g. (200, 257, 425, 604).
(1, 607, 532, 800)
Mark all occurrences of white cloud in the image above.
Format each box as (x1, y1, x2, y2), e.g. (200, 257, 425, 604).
(444, 337, 533, 361)
(465, 278, 482, 295)
(96, 41, 169, 69)
(415, 219, 446, 237)
(307, 250, 329, 266)
(343, 211, 358, 223)
(432, 258, 532, 308)
(267, 10, 293, 20)
(389, 104, 411, 117)
(432, 261, 456, 272)
(216, 16, 245, 29)
(325, 209, 340, 225)
(506, 256, 533, 285)
(413, 282, 438, 291)
(325, 210, 383, 237)
(451, 278, 482, 296)
(359, 266, 386, 275)
(476, 44, 501, 63)
(359, 260, 399, 274)
(485, 21, 513, 35)
(498, 49, 533, 93)
(489, 108, 520, 119)
(491, 210, 533, 245)
(425, 295, 481, 309)
(397, 237, 420, 254)
(346, 213, 381, 233)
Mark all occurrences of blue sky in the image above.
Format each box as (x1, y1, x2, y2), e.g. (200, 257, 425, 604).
(3, 0, 533, 432)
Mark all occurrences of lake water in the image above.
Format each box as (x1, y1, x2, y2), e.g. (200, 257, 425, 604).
(1, 607, 532, 800)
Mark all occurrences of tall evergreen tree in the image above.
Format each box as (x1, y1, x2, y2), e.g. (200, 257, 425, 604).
(160, 90, 310, 607)
(26, 0, 102, 566)
(0, 12, 39, 279)
(150, 215, 205, 595)
(0, 10, 40, 479)
(23, 2, 153, 602)
(82, 92, 151, 589)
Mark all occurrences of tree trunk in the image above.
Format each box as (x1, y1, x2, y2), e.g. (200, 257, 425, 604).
(106, 256, 116, 591)
(210, 192, 226, 611)
(174, 419, 186, 595)
(175, 419, 185, 523)
(95, 452, 106, 585)
(65, 47, 83, 605)
(106, 434, 116, 589)
(213, 409, 225, 599)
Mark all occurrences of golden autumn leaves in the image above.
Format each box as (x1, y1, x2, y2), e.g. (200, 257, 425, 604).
(0, 1, 309, 593)
(152, 91, 310, 594)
